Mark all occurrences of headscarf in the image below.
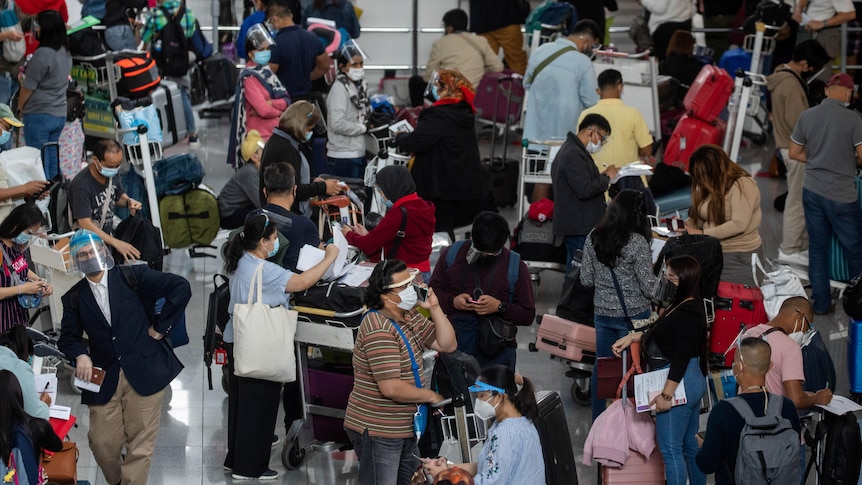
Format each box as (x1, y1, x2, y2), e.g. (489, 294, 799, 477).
(227, 62, 291, 168)
(435, 466, 475, 485)
(375, 165, 416, 202)
(433, 69, 476, 112)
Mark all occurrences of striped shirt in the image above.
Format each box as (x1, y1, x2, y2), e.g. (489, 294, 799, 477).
(344, 309, 436, 438)
(0, 242, 29, 332)
(140, 0, 197, 44)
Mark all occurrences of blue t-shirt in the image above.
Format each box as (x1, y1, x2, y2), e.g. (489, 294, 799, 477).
(271, 25, 324, 98)
(223, 252, 293, 342)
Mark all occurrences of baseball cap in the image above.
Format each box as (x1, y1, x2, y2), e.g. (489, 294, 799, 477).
(0, 103, 23, 127)
(828, 73, 855, 90)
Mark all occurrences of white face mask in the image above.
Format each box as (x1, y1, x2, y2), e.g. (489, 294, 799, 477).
(347, 68, 364, 81)
(395, 285, 418, 311)
(586, 141, 602, 154)
(473, 395, 499, 421)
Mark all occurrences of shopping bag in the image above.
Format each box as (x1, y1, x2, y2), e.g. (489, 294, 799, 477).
(752, 254, 807, 320)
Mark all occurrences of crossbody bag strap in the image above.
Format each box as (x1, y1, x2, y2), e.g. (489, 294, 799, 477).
(0, 243, 22, 284)
(525, 46, 576, 84)
(609, 267, 631, 321)
(97, 182, 114, 230)
(386, 206, 408, 259)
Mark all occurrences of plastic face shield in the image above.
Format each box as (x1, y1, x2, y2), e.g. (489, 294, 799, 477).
(651, 260, 678, 308)
(468, 380, 505, 404)
(247, 23, 276, 51)
(337, 39, 367, 66)
(424, 70, 441, 99)
(70, 231, 115, 275)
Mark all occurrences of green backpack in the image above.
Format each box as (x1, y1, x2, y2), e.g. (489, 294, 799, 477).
(159, 188, 220, 248)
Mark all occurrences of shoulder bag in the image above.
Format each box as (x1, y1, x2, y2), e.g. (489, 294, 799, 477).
(610, 267, 657, 330)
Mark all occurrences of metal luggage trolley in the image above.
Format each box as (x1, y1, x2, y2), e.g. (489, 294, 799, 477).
(281, 306, 364, 470)
(71, 51, 124, 141)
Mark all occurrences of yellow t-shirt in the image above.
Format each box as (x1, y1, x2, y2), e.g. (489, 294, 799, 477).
(578, 98, 654, 173)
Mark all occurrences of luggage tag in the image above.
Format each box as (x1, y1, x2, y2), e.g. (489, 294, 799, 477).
(413, 403, 429, 441)
(214, 348, 227, 365)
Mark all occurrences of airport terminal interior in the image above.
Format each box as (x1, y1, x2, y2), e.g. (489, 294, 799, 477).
(32, 0, 859, 484)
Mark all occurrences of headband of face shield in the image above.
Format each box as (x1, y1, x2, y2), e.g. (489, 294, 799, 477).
(651, 260, 678, 308)
(70, 229, 115, 275)
(336, 39, 367, 66)
(247, 23, 276, 51)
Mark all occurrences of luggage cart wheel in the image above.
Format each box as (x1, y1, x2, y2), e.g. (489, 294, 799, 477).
(570, 380, 591, 407)
(282, 438, 305, 469)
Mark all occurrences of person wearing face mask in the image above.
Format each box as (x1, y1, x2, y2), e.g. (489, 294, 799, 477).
(430, 211, 535, 371)
(227, 23, 290, 169)
(69, 139, 143, 263)
(219, 130, 266, 229)
(57, 229, 190, 485)
(551, 113, 619, 271)
(344, 258, 456, 485)
(766, 40, 831, 268)
(325, 41, 371, 178)
(0, 203, 53, 333)
(421, 366, 545, 485)
(220, 213, 338, 480)
(522, 19, 601, 144)
(259, 100, 343, 217)
(789, 72, 862, 315)
(0, 105, 51, 220)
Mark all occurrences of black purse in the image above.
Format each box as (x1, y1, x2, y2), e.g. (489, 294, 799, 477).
(641, 324, 670, 371)
(478, 315, 517, 357)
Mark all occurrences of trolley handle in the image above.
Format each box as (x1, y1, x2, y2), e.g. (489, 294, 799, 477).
(593, 49, 651, 60)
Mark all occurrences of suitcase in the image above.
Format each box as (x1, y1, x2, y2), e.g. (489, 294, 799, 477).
(188, 61, 207, 106)
(848, 318, 862, 394)
(480, 72, 522, 208)
(827, 176, 862, 281)
(114, 52, 162, 98)
(513, 215, 566, 264)
(535, 314, 596, 362)
(664, 115, 726, 173)
(710, 281, 768, 367)
(475, 70, 525, 126)
(683, 65, 734, 123)
(600, 450, 666, 484)
(485, 159, 519, 208)
(202, 53, 237, 103)
(718, 47, 752, 79)
(534, 391, 579, 485)
(307, 366, 353, 443)
(158, 188, 220, 248)
(149, 79, 187, 148)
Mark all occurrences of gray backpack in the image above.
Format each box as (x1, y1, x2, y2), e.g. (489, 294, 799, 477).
(727, 394, 801, 485)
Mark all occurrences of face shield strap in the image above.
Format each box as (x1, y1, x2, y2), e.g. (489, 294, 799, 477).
(384, 269, 419, 289)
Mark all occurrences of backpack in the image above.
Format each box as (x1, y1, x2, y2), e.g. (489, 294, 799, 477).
(152, 3, 190, 77)
(843, 273, 862, 319)
(114, 52, 162, 98)
(47, 175, 72, 235)
(204, 273, 230, 390)
(727, 394, 801, 485)
(801, 330, 836, 393)
(444, 240, 520, 305)
(0, 1, 25, 63)
(512, 216, 566, 264)
(112, 213, 164, 270)
(807, 412, 862, 485)
(159, 188, 219, 248)
(654, 234, 724, 299)
(609, 175, 657, 219)
(152, 152, 204, 197)
(0, 441, 32, 485)
(556, 257, 595, 325)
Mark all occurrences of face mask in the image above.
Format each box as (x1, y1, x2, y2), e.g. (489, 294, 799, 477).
(266, 237, 280, 258)
(99, 161, 119, 178)
(13, 232, 31, 245)
(347, 68, 364, 81)
(0, 130, 11, 146)
(78, 257, 106, 276)
(431, 84, 440, 100)
(395, 285, 418, 311)
(788, 331, 806, 346)
(304, 131, 313, 142)
(473, 395, 499, 421)
(586, 140, 602, 154)
(253, 50, 271, 65)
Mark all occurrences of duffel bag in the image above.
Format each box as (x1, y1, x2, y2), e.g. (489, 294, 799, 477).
(159, 188, 220, 248)
(153, 152, 205, 197)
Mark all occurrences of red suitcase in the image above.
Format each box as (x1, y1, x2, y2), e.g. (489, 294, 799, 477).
(664, 115, 726, 172)
(709, 281, 769, 367)
(600, 450, 666, 484)
(474, 69, 525, 125)
(683, 64, 734, 123)
(535, 314, 596, 362)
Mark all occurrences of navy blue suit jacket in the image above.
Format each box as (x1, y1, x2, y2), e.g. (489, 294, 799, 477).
(58, 265, 190, 405)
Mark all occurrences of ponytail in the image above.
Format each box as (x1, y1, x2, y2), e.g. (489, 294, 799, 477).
(478, 365, 539, 421)
(512, 376, 538, 421)
(223, 214, 275, 273)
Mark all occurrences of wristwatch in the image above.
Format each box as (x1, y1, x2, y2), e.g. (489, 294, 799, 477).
(497, 302, 506, 314)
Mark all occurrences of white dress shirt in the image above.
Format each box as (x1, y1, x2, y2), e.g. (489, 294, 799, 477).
(86, 271, 111, 325)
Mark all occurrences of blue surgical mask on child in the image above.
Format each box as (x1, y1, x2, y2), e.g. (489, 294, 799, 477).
(431, 85, 439, 100)
(13, 232, 31, 245)
(253, 50, 271, 65)
(0, 130, 11, 146)
(267, 237, 280, 258)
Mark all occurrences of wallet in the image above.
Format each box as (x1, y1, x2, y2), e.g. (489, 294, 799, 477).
(90, 367, 106, 386)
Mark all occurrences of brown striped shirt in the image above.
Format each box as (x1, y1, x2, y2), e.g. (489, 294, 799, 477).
(344, 309, 436, 438)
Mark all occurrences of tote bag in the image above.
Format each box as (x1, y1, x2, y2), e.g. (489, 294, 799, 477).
(233, 262, 298, 382)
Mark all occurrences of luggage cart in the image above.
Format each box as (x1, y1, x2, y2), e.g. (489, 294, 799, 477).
(592, 49, 662, 146)
(364, 124, 410, 214)
(29, 232, 81, 333)
(282, 306, 364, 470)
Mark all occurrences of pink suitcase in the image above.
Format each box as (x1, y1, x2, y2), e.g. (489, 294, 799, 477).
(535, 314, 596, 362)
(664, 115, 726, 172)
(474, 69, 525, 125)
(600, 450, 666, 484)
(683, 64, 734, 123)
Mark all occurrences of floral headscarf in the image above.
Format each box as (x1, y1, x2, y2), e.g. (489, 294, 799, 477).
(434, 69, 476, 112)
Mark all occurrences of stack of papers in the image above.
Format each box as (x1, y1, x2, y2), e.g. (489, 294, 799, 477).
(633, 368, 688, 412)
(610, 163, 654, 184)
(297, 227, 350, 281)
(816, 395, 862, 416)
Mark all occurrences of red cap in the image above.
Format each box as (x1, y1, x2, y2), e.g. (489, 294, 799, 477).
(828, 73, 855, 90)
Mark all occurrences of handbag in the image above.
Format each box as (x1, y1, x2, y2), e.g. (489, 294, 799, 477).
(233, 263, 299, 382)
(628, 15, 653, 51)
(752, 254, 807, 320)
(471, 270, 517, 358)
(610, 268, 656, 330)
(641, 322, 670, 371)
(596, 342, 642, 400)
(42, 441, 78, 485)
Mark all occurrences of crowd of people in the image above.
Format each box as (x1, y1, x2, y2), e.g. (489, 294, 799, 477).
(0, 0, 858, 484)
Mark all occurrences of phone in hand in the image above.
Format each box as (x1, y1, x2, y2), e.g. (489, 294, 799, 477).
(665, 217, 683, 232)
(413, 284, 428, 302)
(467, 298, 480, 304)
(31, 180, 58, 200)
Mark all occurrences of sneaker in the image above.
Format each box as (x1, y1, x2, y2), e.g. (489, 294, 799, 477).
(777, 249, 809, 266)
(222, 465, 232, 472)
(232, 469, 279, 481)
(188, 135, 200, 148)
(271, 434, 279, 448)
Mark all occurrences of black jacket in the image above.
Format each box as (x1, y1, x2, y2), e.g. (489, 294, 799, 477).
(551, 132, 609, 236)
(395, 101, 488, 202)
(259, 128, 328, 213)
(469, 0, 528, 33)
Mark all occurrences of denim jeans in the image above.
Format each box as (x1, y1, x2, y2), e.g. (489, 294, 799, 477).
(803, 188, 862, 313)
(104, 24, 137, 51)
(564, 235, 587, 272)
(22, 114, 65, 180)
(655, 358, 706, 485)
(591, 311, 649, 420)
(81, 0, 106, 19)
(326, 156, 365, 179)
(178, 85, 196, 134)
(0, 74, 18, 150)
(345, 428, 420, 485)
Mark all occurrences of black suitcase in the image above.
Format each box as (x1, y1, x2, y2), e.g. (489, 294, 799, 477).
(512, 213, 566, 264)
(534, 391, 579, 485)
(189, 61, 207, 106)
(202, 53, 237, 103)
(481, 74, 520, 208)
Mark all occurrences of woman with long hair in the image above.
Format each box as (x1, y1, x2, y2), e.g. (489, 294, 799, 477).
(0, 326, 51, 420)
(612, 255, 708, 485)
(0, 370, 62, 485)
(0, 203, 53, 333)
(421, 365, 546, 484)
(685, 144, 762, 286)
(221, 213, 338, 480)
(18, 9, 72, 180)
(580, 189, 655, 420)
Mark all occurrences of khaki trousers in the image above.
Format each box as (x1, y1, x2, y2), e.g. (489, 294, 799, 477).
(88, 370, 165, 485)
(779, 148, 808, 254)
(479, 24, 527, 74)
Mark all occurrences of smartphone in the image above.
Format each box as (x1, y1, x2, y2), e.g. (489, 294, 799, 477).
(413, 284, 428, 302)
(467, 298, 480, 304)
(665, 218, 683, 232)
(31, 180, 58, 200)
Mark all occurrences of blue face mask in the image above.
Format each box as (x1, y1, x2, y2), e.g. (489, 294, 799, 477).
(98, 161, 119, 178)
(431, 84, 439, 100)
(13, 232, 31, 245)
(0, 130, 11, 146)
(267, 236, 280, 258)
(304, 131, 313, 142)
(253, 50, 271, 65)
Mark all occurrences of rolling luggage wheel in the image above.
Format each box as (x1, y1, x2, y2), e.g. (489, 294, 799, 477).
(570, 379, 591, 406)
(221, 366, 230, 394)
(282, 437, 305, 469)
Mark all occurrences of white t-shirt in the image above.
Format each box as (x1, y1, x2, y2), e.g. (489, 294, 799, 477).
(807, 0, 855, 22)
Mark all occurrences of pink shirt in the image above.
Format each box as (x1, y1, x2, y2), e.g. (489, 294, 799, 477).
(243, 73, 289, 141)
(745, 324, 805, 395)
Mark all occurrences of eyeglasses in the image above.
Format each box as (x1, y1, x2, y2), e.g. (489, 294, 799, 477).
(591, 129, 609, 146)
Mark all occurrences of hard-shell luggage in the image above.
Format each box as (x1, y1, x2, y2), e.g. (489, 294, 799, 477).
(512, 215, 566, 263)
(683, 64, 734, 123)
(307, 366, 353, 443)
(114, 52, 162, 98)
(153, 152, 205, 197)
(159, 188, 220, 248)
(848, 318, 862, 394)
(480, 72, 522, 208)
(664, 115, 726, 173)
(485, 159, 519, 208)
(202, 53, 237, 103)
(827, 176, 862, 281)
(600, 450, 666, 484)
(710, 281, 768, 367)
(535, 314, 596, 362)
(149, 79, 188, 148)
(534, 391, 579, 485)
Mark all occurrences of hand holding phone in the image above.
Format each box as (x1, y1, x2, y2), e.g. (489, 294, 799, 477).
(413, 284, 428, 302)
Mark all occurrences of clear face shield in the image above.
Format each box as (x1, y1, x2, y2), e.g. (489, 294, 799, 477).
(337, 39, 368, 66)
(424, 70, 441, 100)
(468, 380, 504, 421)
(247, 23, 276, 51)
(651, 260, 678, 308)
(70, 230, 115, 275)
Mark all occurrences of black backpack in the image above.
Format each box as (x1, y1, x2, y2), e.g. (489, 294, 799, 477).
(608, 176, 657, 220)
(204, 274, 230, 390)
(802, 331, 836, 394)
(418, 351, 481, 457)
(654, 234, 724, 299)
(112, 214, 164, 270)
(556, 258, 595, 325)
(843, 273, 862, 319)
(806, 412, 862, 485)
(152, 3, 190, 77)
